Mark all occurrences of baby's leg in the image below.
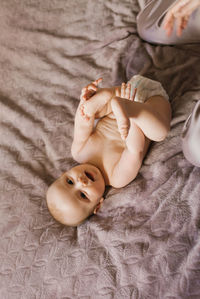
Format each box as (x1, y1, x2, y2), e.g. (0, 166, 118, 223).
(111, 96, 145, 153)
(111, 83, 136, 140)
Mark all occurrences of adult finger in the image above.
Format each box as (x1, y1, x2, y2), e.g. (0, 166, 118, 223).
(174, 0, 200, 17)
(163, 12, 175, 36)
(176, 14, 189, 36)
(176, 16, 184, 36)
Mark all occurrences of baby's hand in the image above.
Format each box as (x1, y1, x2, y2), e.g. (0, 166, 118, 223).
(80, 81, 114, 119)
(79, 78, 103, 121)
(112, 83, 136, 140)
(80, 78, 102, 102)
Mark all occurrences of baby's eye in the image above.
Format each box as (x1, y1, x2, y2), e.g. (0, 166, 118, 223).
(66, 178, 73, 185)
(80, 192, 88, 200)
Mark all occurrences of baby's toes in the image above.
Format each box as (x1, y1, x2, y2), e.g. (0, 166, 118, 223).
(125, 83, 131, 100)
(121, 83, 126, 98)
(118, 120, 130, 140)
(80, 104, 85, 116)
(119, 127, 129, 140)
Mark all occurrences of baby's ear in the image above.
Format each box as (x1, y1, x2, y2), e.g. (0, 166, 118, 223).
(93, 197, 104, 214)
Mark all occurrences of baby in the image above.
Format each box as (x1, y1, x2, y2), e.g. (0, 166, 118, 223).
(46, 75, 171, 226)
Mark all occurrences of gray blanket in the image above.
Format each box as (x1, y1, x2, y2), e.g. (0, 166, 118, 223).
(0, 0, 200, 298)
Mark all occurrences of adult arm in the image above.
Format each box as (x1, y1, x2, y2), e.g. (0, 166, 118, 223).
(163, 0, 200, 36)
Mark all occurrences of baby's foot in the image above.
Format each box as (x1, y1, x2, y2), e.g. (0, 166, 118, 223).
(121, 82, 136, 101)
(111, 97, 130, 140)
(112, 83, 136, 140)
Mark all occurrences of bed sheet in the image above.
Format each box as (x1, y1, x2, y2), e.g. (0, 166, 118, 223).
(0, 0, 200, 298)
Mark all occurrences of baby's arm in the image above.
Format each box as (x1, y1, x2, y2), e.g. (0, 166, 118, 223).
(71, 79, 102, 158)
(71, 78, 116, 158)
(71, 101, 95, 159)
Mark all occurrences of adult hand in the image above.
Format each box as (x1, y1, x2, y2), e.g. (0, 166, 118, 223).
(163, 0, 200, 37)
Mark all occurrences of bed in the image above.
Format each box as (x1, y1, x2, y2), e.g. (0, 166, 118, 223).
(0, 0, 200, 298)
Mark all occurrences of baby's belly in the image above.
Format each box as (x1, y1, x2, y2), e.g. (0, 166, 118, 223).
(95, 117, 124, 144)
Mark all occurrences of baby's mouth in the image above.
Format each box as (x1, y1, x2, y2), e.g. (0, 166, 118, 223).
(85, 171, 95, 182)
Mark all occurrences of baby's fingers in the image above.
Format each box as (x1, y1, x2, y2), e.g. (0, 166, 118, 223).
(80, 78, 102, 101)
(81, 89, 95, 101)
(82, 84, 97, 94)
(92, 77, 102, 86)
(85, 78, 102, 91)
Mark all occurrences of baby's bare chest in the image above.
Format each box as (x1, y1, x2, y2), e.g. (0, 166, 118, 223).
(85, 130, 124, 164)
(79, 118, 125, 175)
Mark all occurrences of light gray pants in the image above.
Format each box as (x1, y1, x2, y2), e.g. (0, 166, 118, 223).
(137, 0, 200, 45)
(182, 100, 200, 167)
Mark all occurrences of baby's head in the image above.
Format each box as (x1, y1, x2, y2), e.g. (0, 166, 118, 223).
(46, 164, 105, 226)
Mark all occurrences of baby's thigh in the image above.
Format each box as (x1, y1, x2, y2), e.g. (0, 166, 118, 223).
(146, 96, 171, 123)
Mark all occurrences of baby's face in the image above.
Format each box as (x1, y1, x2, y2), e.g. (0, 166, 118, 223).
(46, 164, 105, 226)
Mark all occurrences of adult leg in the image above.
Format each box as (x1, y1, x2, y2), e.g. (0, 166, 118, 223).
(182, 100, 200, 167)
(137, 0, 200, 44)
(137, 0, 149, 10)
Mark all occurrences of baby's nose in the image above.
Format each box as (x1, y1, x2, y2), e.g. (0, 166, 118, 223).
(78, 176, 88, 186)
